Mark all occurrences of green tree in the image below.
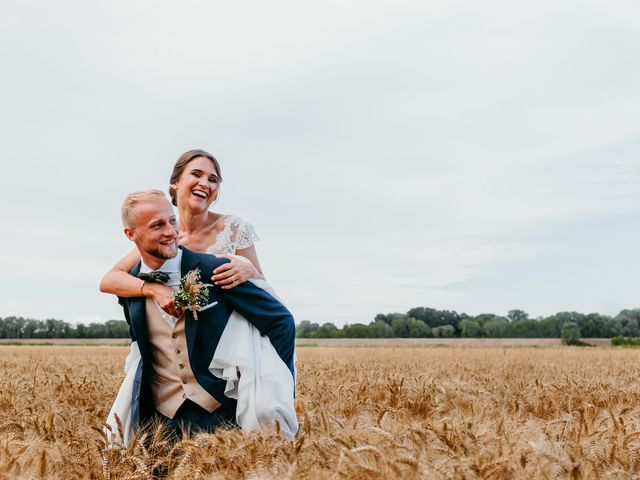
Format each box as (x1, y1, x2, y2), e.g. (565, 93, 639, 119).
(507, 309, 529, 323)
(343, 323, 370, 338)
(607, 317, 623, 337)
(407, 318, 431, 337)
(296, 320, 320, 338)
(23, 319, 43, 338)
(368, 320, 394, 338)
(578, 313, 609, 338)
(74, 323, 87, 338)
(508, 319, 540, 338)
(314, 322, 340, 338)
(86, 323, 107, 338)
(104, 320, 129, 338)
(483, 318, 508, 337)
(45, 319, 72, 338)
(432, 324, 455, 338)
(623, 319, 640, 337)
(1, 317, 21, 338)
(460, 319, 482, 337)
(617, 309, 640, 322)
(474, 314, 507, 327)
(614, 311, 640, 337)
(561, 321, 581, 345)
(549, 312, 584, 335)
(538, 316, 562, 338)
(391, 317, 410, 338)
(408, 307, 464, 332)
(375, 313, 407, 326)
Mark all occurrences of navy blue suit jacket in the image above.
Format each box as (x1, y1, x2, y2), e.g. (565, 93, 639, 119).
(118, 246, 296, 426)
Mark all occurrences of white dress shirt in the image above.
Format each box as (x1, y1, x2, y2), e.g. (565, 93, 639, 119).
(139, 249, 182, 327)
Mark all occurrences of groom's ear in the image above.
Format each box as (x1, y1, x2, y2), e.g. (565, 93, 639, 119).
(124, 227, 135, 241)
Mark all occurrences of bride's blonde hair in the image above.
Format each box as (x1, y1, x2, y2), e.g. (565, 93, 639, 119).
(169, 149, 222, 207)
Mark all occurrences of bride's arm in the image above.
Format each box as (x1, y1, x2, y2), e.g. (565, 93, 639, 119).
(99, 249, 144, 296)
(213, 245, 265, 289)
(99, 249, 177, 314)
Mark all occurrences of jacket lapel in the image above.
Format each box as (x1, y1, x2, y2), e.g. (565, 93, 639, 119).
(179, 247, 201, 356)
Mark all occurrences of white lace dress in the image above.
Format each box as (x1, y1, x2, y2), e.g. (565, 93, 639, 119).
(105, 215, 298, 445)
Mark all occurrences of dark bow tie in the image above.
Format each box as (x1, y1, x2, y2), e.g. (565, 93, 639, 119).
(137, 271, 171, 283)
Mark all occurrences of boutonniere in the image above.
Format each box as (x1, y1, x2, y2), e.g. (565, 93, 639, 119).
(173, 268, 212, 320)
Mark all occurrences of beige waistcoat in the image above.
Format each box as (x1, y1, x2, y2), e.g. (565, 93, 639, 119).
(145, 297, 220, 419)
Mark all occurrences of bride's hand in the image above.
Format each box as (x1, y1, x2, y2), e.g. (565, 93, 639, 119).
(144, 283, 181, 316)
(212, 255, 259, 289)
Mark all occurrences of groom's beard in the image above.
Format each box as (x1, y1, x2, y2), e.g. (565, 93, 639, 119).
(147, 239, 178, 260)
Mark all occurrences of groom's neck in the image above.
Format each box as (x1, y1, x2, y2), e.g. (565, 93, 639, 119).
(140, 251, 176, 271)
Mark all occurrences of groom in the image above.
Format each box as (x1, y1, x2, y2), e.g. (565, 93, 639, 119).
(118, 190, 296, 435)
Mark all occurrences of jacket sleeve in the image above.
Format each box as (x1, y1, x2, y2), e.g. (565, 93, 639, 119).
(217, 276, 296, 375)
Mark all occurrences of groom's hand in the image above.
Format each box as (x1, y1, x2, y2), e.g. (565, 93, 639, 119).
(146, 283, 180, 317)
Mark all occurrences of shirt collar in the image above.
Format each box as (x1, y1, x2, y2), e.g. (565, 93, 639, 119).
(139, 248, 182, 275)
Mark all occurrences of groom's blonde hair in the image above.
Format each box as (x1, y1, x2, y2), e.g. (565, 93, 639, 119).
(121, 190, 167, 227)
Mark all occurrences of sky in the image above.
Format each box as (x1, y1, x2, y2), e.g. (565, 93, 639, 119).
(1, 0, 639, 327)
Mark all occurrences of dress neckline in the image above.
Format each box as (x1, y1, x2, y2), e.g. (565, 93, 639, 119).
(208, 214, 237, 254)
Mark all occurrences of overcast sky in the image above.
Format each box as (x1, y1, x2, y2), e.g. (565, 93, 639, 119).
(1, 0, 639, 326)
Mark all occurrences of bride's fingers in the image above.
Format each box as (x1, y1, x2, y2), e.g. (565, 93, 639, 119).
(212, 267, 234, 283)
(215, 273, 236, 285)
(221, 276, 241, 289)
(213, 270, 237, 285)
(221, 272, 252, 289)
(213, 261, 233, 275)
(213, 258, 253, 287)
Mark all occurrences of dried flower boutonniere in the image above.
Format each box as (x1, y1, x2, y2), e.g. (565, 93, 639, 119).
(172, 268, 212, 320)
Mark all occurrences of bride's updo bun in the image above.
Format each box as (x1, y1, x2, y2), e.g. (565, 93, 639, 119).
(169, 149, 222, 206)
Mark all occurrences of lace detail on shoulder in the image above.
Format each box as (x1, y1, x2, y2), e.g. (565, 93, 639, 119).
(234, 217, 259, 250)
(207, 215, 260, 255)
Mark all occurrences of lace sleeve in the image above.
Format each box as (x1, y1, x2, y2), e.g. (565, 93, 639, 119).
(230, 216, 260, 250)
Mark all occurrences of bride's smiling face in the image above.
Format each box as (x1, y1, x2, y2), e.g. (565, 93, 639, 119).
(172, 156, 221, 212)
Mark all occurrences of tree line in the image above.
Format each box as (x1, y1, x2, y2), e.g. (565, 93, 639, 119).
(297, 308, 640, 339)
(3, 307, 639, 340)
(0, 317, 129, 339)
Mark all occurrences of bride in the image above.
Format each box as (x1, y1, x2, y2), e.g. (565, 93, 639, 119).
(101, 149, 264, 314)
(100, 149, 297, 444)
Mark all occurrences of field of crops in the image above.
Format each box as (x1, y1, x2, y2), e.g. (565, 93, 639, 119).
(0, 345, 639, 478)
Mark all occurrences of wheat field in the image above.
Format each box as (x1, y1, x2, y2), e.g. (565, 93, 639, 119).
(0, 346, 639, 479)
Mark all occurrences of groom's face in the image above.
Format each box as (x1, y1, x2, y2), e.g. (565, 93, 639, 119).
(125, 198, 179, 261)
